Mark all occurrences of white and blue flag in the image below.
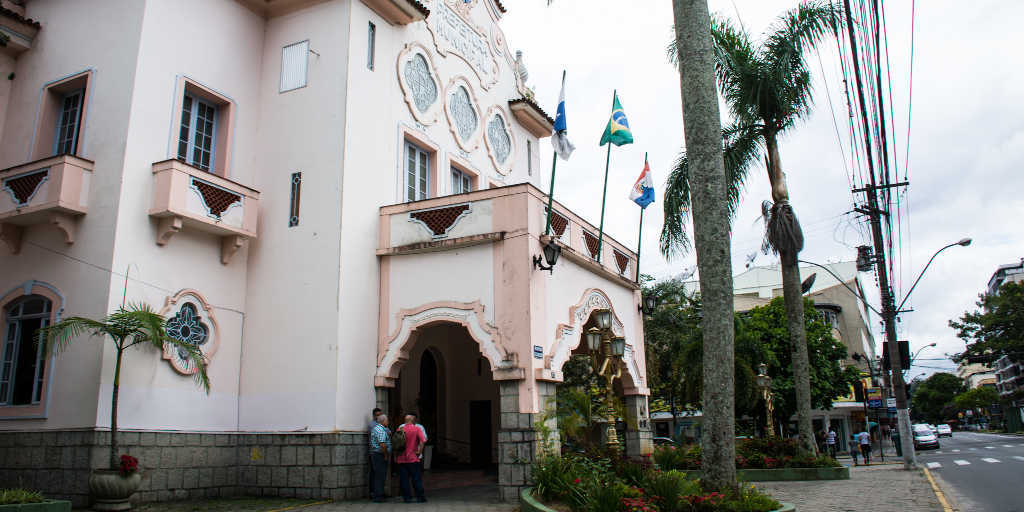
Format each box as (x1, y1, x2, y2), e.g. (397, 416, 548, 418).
(551, 73, 575, 160)
(630, 159, 655, 208)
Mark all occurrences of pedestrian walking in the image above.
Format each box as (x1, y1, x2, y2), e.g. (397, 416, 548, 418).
(397, 414, 426, 503)
(369, 414, 391, 503)
(815, 429, 826, 454)
(848, 435, 859, 465)
(858, 430, 871, 465)
(367, 408, 381, 500)
(825, 428, 838, 458)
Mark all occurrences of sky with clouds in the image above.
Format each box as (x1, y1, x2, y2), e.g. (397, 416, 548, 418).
(501, 0, 1023, 378)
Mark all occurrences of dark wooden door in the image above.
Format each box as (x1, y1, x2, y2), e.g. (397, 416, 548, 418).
(469, 400, 492, 467)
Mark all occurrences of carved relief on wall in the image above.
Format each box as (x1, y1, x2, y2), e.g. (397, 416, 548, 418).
(425, 0, 501, 91)
(160, 289, 220, 376)
(397, 43, 442, 125)
(442, 77, 483, 151)
(483, 106, 514, 175)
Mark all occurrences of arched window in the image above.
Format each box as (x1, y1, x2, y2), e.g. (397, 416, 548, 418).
(1, 295, 52, 405)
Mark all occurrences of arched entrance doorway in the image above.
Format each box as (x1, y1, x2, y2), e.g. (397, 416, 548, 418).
(386, 322, 501, 495)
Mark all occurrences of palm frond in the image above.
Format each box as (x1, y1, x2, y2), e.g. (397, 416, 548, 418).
(162, 337, 211, 393)
(659, 123, 763, 259)
(36, 316, 111, 357)
(709, 16, 761, 123)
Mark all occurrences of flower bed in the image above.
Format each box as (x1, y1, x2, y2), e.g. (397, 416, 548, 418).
(530, 450, 788, 512)
(0, 489, 71, 511)
(653, 438, 841, 471)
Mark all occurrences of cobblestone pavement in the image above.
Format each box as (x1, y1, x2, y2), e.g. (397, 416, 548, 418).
(755, 464, 943, 511)
(300, 485, 517, 512)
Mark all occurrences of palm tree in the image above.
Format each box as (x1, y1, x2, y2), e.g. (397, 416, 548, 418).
(663, 1, 839, 454)
(38, 302, 210, 469)
(670, 0, 737, 489)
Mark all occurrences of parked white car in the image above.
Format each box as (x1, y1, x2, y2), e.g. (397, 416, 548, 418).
(913, 424, 940, 450)
(936, 424, 952, 437)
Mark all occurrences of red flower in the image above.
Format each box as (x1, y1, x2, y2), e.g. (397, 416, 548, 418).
(573, 478, 581, 484)
(119, 454, 139, 477)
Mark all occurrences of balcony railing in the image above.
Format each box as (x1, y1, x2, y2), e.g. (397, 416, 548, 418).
(0, 155, 93, 254)
(149, 159, 260, 264)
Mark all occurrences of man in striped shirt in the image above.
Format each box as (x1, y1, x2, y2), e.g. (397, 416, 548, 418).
(369, 414, 391, 503)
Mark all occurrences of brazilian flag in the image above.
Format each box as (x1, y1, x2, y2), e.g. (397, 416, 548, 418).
(600, 92, 634, 146)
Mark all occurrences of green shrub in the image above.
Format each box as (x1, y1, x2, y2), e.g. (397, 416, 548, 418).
(652, 444, 701, 470)
(531, 454, 588, 509)
(643, 470, 699, 512)
(715, 483, 782, 512)
(0, 489, 44, 505)
(583, 480, 632, 512)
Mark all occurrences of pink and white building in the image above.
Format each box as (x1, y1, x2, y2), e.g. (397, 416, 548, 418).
(0, 0, 650, 504)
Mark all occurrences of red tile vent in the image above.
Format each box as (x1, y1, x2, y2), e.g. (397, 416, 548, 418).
(192, 178, 242, 218)
(583, 231, 600, 259)
(3, 170, 48, 206)
(410, 204, 471, 237)
(613, 250, 629, 275)
(549, 210, 568, 237)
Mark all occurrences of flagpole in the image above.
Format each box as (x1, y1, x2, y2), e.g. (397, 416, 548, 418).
(596, 90, 616, 264)
(635, 152, 647, 283)
(544, 70, 567, 236)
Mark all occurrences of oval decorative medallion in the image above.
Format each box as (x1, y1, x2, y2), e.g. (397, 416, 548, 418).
(487, 114, 511, 163)
(404, 54, 437, 113)
(449, 86, 477, 141)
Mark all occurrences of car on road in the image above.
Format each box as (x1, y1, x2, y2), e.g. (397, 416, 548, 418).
(913, 424, 940, 450)
(936, 424, 952, 437)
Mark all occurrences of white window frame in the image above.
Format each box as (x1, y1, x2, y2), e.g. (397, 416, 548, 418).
(451, 167, 473, 195)
(280, 40, 310, 93)
(405, 142, 430, 202)
(177, 94, 218, 172)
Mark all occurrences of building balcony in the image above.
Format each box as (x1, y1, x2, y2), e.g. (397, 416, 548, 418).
(0, 155, 93, 254)
(377, 183, 638, 286)
(149, 159, 260, 264)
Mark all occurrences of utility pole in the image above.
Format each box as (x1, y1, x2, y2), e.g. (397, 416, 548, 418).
(842, 0, 915, 469)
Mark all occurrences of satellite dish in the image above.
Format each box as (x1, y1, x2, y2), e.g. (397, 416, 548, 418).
(801, 273, 817, 294)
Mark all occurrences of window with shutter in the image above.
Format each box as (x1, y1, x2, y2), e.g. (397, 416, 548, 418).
(280, 40, 309, 92)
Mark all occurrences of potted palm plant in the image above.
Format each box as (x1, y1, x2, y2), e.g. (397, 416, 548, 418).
(38, 302, 210, 511)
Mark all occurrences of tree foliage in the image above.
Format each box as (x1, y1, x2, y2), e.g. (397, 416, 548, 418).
(951, 281, 1024, 364)
(910, 373, 965, 424)
(953, 386, 1001, 411)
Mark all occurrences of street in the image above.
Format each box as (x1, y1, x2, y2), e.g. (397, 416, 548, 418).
(915, 431, 1024, 512)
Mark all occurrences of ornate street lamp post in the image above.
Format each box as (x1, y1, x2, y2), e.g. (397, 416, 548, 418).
(585, 308, 625, 450)
(756, 363, 775, 437)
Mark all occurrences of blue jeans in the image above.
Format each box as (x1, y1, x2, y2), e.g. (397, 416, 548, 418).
(398, 462, 425, 501)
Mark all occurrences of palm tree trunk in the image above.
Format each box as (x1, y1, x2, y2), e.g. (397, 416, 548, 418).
(110, 346, 123, 470)
(764, 132, 814, 454)
(672, 0, 736, 489)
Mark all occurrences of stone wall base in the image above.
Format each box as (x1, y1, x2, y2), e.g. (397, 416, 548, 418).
(0, 430, 368, 507)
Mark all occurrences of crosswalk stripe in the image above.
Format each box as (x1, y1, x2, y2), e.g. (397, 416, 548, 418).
(985, 446, 995, 449)
(1013, 456, 1024, 462)
(952, 449, 960, 452)
(953, 460, 970, 465)
(982, 458, 1000, 463)
(1002, 444, 1013, 448)
(926, 462, 941, 469)
(935, 451, 943, 454)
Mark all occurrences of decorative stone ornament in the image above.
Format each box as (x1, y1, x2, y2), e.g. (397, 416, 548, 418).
(443, 77, 483, 151)
(425, 0, 500, 90)
(483, 106, 514, 175)
(160, 289, 219, 375)
(89, 469, 142, 511)
(397, 43, 442, 125)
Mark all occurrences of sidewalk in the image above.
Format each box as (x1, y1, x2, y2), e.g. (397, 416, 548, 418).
(754, 464, 943, 511)
(297, 485, 516, 512)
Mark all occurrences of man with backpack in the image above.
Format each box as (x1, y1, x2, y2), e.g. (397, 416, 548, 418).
(395, 413, 426, 503)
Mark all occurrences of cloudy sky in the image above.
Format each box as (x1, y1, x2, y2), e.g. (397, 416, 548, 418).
(501, 0, 1023, 377)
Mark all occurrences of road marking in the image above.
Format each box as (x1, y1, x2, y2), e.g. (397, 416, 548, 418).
(926, 462, 941, 468)
(1013, 456, 1024, 462)
(953, 460, 970, 465)
(982, 458, 1000, 463)
(952, 449, 960, 452)
(935, 451, 943, 454)
(1003, 444, 1013, 448)
(985, 446, 995, 449)
(923, 468, 954, 512)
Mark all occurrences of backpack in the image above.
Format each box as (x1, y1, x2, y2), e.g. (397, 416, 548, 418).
(391, 426, 406, 453)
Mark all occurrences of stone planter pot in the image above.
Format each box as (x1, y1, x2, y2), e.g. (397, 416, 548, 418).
(519, 487, 796, 512)
(0, 501, 72, 511)
(88, 470, 142, 511)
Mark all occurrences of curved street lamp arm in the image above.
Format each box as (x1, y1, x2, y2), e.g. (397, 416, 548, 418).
(797, 259, 882, 316)
(895, 242, 960, 314)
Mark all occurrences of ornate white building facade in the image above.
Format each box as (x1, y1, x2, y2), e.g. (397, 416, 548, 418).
(0, 0, 651, 505)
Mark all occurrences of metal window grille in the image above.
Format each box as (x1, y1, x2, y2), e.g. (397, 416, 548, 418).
(367, 22, 376, 70)
(289, 172, 302, 227)
(177, 95, 217, 172)
(280, 40, 309, 92)
(54, 90, 83, 155)
(406, 142, 430, 202)
(451, 168, 472, 194)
